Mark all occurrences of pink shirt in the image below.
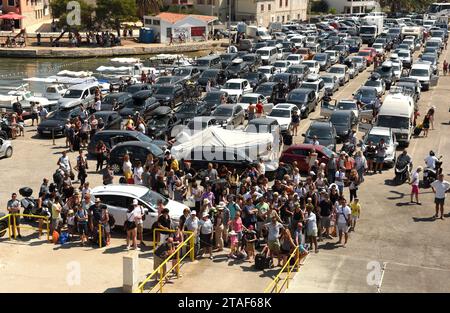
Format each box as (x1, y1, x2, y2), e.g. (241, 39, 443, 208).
(232, 218, 243, 232)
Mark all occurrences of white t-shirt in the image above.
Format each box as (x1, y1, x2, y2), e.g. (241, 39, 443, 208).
(306, 212, 317, 232)
(134, 166, 144, 185)
(336, 205, 351, 224)
(123, 161, 132, 174)
(335, 171, 345, 186)
(132, 206, 144, 225)
(199, 219, 213, 234)
(137, 123, 146, 134)
(431, 180, 450, 199)
(95, 100, 101, 111)
(425, 155, 439, 169)
(59, 156, 70, 171)
(411, 171, 420, 186)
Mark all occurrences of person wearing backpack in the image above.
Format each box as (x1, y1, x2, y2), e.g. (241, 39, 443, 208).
(76, 204, 89, 246)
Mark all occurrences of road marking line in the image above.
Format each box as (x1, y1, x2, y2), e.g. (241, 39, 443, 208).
(377, 262, 387, 293)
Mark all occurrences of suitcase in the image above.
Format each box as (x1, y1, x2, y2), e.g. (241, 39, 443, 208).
(413, 126, 422, 136)
(254, 253, 272, 270)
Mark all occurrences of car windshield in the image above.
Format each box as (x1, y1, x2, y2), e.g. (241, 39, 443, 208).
(366, 134, 390, 145)
(337, 102, 356, 110)
(147, 117, 168, 127)
(176, 103, 197, 113)
(329, 67, 344, 74)
(398, 52, 409, 58)
(330, 114, 349, 125)
(288, 92, 307, 102)
(203, 93, 221, 101)
(286, 55, 299, 61)
(322, 76, 334, 83)
(287, 67, 305, 74)
(155, 85, 175, 95)
(213, 106, 233, 116)
(357, 88, 376, 98)
(141, 190, 168, 207)
(314, 54, 326, 61)
(228, 63, 243, 71)
(427, 41, 439, 47)
(47, 109, 72, 119)
(221, 54, 235, 61)
(63, 89, 82, 98)
(243, 55, 256, 62)
(269, 109, 291, 118)
(256, 85, 273, 93)
(358, 51, 370, 56)
(200, 70, 218, 78)
(377, 66, 392, 73)
(274, 62, 287, 67)
(304, 62, 316, 68)
(307, 126, 332, 139)
(410, 68, 429, 76)
(365, 80, 380, 87)
(257, 50, 269, 56)
(223, 82, 241, 89)
(126, 85, 145, 94)
(301, 83, 317, 90)
(240, 95, 257, 103)
(196, 59, 211, 66)
(421, 56, 435, 63)
(259, 68, 271, 73)
(243, 73, 259, 80)
(353, 57, 364, 63)
(157, 77, 175, 84)
(377, 115, 409, 129)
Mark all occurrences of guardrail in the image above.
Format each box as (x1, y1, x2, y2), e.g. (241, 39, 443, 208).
(0, 213, 50, 241)
(264, 247, 303, 293)
(137, 228, 195, 293)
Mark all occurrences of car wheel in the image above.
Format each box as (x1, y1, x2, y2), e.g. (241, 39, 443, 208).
(5, 147, 12, 158)
(111, 163, 121, 174)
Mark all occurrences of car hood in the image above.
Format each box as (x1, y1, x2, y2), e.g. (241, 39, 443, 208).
(334, 124, 349, 135)
(305, 136, 333, 146)
(220, 89, 241, 96)
(153, 94, 173, 101)
(166, 199, 188, 219)
(269, 116, 291, 127)
(58, 98, 81, 108)
(119, 107, 139, 117)
(324, 82, 335, 89)
(38, 119, 65, 129)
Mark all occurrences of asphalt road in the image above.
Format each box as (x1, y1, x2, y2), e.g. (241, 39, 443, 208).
(288, 47, 450, 293)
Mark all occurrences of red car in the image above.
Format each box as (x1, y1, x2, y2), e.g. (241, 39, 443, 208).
(358, 49, 377, 65)
(280, 144, 336, 173)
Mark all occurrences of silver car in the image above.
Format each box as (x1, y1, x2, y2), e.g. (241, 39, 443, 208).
(0, 137, 13, 158)
(320, 74, 339, 95)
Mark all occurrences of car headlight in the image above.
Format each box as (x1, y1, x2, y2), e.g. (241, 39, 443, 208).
(342, 130, 349, 135)
(165, 96, 171, 100)
(281, 125, 288, 131)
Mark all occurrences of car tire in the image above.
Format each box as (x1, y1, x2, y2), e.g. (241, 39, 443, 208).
(111, 163, 121, 174)
(5, 147, 12, 158)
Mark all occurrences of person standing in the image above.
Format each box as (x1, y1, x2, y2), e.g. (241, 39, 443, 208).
(336, 197, 352, 247)
(443, 60, 448, 76)
(247, 102, 256, 121)
(122, 154, 133, 184)
(431, 174, 450, 220)
(375, 138, 387, 174)
(75, 150, 88, 186)
(7, 193, 23, 238)
(38, 105, 48, 121)
(76, 204, 89, 246)
(133, 161, 144, 185)
(125, 204, 138, 250)
(198, 212, 214, 259)
(422, 113, 431, 137)
(319, 193, 333, 239)
(410, 166, 422, 205)
(100, 205, 110, 246)
(349, 198, 361, 231)
(255, 100, 264, 118)
(30, 102, 39, 126)
(95, 140, 107, 172)
(364, 140, 376, 174)
(305, 205, 319, 253)
(354, 150, 367, 183)
(290, 109, 300, 136)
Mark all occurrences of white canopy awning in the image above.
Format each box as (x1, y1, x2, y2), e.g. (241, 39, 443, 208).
(96, 66, 133, 73)
(57, 70, 93, 78)
(111, 57, 140, 64)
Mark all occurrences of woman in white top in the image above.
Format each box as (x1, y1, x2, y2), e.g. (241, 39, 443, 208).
(122, 154, 133, 183)
(133, 160, 144, 185)
(305, 206, 318, 253)
(125, 205, 139, 250)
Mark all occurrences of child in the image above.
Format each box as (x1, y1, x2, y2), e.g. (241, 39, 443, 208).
(228, 230, 238, 259)
(243, 225, 257, 262)
(67, 209, 76, 240)
(350, 198, 361, 231)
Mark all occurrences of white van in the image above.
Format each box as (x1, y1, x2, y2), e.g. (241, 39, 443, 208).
(375, 93, 414, 146)
(256, 46, 278, 65)
(58, 82, 98, 109)
(409, 62, 439, 91)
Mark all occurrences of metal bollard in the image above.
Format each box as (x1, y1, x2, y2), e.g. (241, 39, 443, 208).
(52, 129, 55, 145)
(98, 224, 102, 248)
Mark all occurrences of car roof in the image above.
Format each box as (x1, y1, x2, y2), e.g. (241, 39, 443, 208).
(92, 184, 149, 198)
(226, 78, 247, 83)
(247, 118, 278, 125)
(273, 103, 297, 110)
(287, 143, 328, 151)
(331, 110, 353, 117)
(149, 106, 172, 115)
(310, 121, 332, 128)
(291, 88, 312, 94)
(242, 93, 263, 97)
(368, 126, 391, 136)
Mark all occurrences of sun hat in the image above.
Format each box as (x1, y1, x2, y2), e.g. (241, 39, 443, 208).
(191, 210, 197, 215)
(203, 212, 209, 218)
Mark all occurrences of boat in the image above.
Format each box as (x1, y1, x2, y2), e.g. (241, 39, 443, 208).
(0, 84, 58, 111)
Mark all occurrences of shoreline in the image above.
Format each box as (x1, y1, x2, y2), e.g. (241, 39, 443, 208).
(0, 39, 228, 58)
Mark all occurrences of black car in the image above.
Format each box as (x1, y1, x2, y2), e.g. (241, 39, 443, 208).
(108, 141, 164, 174)
(197, 69, 227, 90)
(37, 106, 82, 137)
(271, 73, 299, 91)
(92, 111, 122, 130)
(201, 90, 232, 111)
(119, 90, 160, 118)
(303, 121, 337, 151)
(286, 88, 317, 118)
(225, 61, 250, 79)
(152, 84, 185, 108)
(255, 82, 286, 103)
(375, 62, 396, 89)
(154, 75, 185, 86)
(125, 83, 152, 95)
(242, 71, 268, 91)
(174, 100, 209, 124)
(172, 66, 201, 81)
(87, 130, 153, 155)
(242, 53, 262, 71)
(220, 53, 238, 69)
(330, 110, 358, 142)
(101, 92, 133, 111)
(286, 64, 310, 81)
(145, 106, 182, 140)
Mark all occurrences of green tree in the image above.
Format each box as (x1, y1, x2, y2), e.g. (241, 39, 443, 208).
(136, 0, 163, 19)
(95, 0, 138, 36)
(310, 0, 329, 14)
(50, 0, 94, 30)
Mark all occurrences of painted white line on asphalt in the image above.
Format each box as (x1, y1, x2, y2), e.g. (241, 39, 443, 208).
(377, 262, 387, 293)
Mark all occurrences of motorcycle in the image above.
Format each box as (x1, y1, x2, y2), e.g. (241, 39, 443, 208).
(0, 212, 8, 238)
(423, 156, 443, 188)
(394, 159, 412, 185)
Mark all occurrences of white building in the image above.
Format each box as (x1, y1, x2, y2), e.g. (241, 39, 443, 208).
(143, 12, 217, 43)
(324, 0, 379, 14)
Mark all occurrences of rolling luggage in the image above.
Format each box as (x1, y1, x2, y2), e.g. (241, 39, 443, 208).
(413, 125, 422, 136)
(254, 253, 272, 270)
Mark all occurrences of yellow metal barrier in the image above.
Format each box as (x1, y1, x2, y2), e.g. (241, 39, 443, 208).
(137, 228, 195, 293)
(99, 224, 102, 248)
(264, 247, 303, 293)
(1, 213, 50, 241)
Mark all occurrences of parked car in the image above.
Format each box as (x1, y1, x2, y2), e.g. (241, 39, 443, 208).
(152, 84, 185, 108)
(280, 144, 336, 173)
(226, 59, 251, 78)
(107, 142, 164, 174)
(197, 69, 227, 90)
(241, 71, 268, 91)
(330, 110, 358, 142)
(255, 82, 286, 103)
(302, 60, 321, 74)
(328, 64, 350, 86)
(174, 100, 209, 124)
(220, 53, 239, 69)
(258, 65, 277, 80)
(172, 66, 201, 81)
(268, 103, 299, 133)
(353, 86, 380, 109)
(242, 53, 262, 71)
(358, 49, 376, 66)
(362, 126, 397, 166)
(350, 56, 367, 72)
(286, 64, 310, 81)
(125, 83, 152, 95)
(303, 121, 337, 151)
(145, 106, 182, 140)
(92, 111, 122, 130)
(0, 137, 12, 158)
(201, 90, 230, 111)
(120, 91, 160, 118)
(321, 73, 339, 95)
(101, 92, 133, 111)
(270, 72, 299, 91)
(312, 53, 331, 71)
(220, 79, 253, 101)
(286, 88, 317, 118)
(364, 74, 386, 96)
(37, 106, 83, 137)
(211, 104, 246, 128)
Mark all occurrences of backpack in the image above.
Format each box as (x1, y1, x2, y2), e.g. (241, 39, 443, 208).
(59, 232, 69, 245)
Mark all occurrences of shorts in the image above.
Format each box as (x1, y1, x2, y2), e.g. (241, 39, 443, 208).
(10, 214, 20, 226)
(435, 198, 445, 205)
(306, 227, 318, 237)
(376, 156, 385, 164)
(200, 233, 212, 248)
(246, 243, 255, 254)
(52, 218, 62, 230)
(77, 222, 88, 235)
(411, 185, 419, 195)
(102, 223, 110, 233)
(137, 223, 143, 233)
(337, 222, 349, 234)
(320, 216, 331, 228)
(153, 255, 166, 271)
(268, 239, 280, 253)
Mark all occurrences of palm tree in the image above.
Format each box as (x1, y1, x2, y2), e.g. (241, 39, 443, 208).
(136, 0, 163, 19)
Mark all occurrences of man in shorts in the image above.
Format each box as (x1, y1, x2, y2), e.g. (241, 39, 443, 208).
(431, 174, 450, 219)
(153, 237, 175, 281)
(7, 193, 22, 238)
(132, 199, 145, 246)
(265, 215, 283, 267)
(336, 197, 352, 247)
(410, 167, 422, 205)
(375, 138, 387, 174)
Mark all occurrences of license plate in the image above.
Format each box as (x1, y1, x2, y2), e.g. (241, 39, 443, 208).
(42, 131, 51, 134)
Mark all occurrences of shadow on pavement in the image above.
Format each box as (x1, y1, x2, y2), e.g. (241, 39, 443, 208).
(412, 216, 436, 222)
(319, 241, 340, 250)
(104, 286, 123, 293)
(387, 190, 405, 200)
(396, 202, 412, 206)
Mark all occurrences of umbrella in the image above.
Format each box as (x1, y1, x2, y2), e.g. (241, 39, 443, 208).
(0, 12, 25, 20)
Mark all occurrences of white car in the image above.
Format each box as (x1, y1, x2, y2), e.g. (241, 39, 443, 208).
(328, 64, 349, 86)
(44, 84, 68, 101)
(336, 99, 359, 119)
(273, 60, 292, 73)
(364, 78, 386, 96)
(362, 126, 397, 166)
(237, 93, 273, 113)
(302, 60, 320, 75)
(91, 184, 188, 231)
(258, 66, 276, 80)
(391, 60, 403, 80)
(372, 43, 385, 55)
(325, 50, 339, 64)
(268, 103, 299, 132)
(286, 54, 303, 65)
(220, 78, 253, 100)
(273, 32, 287, 40)
(0, 137, 13, 158)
